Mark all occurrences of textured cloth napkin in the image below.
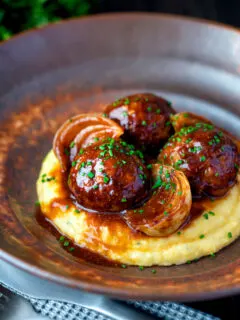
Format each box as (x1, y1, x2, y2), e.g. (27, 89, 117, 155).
(0, 259, 219, 320)
(31, 299, 218, 320)
(0, 281, 219, 320)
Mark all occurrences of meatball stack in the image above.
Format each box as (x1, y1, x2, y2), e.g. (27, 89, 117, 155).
(53, 93, 239, 236)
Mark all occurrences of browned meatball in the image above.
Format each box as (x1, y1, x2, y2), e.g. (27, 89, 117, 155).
(170, 112, 212, 132)
(68, 139, 151, 212)
(158, 123, 239, 198)
(104, 93, 175, 150)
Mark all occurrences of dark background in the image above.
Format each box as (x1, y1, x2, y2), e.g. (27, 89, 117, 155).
(95, 0, 240, 28)
(0, 1, 239, 319)
(1, 0, 240, 41)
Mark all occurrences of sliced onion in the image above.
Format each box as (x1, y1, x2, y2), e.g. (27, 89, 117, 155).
(53, 114, 123, 170)
(123, 164, 192, 237)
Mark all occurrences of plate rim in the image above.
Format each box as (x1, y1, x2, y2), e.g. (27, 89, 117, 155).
(0, 12, 239, 48)
(0, 12, 240, 301)
(1, 249, 240, 301)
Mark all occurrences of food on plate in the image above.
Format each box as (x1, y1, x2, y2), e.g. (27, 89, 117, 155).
(170, 112, 212, 132)
(53, 114, 123, 171)
(37, 93, 240, 267)
(158, 122, 239, 197)
(171, 112, 240, 152)
(104, 93, 175, 149)
(123, 164, 192, 236)
(68, 140, 151, 212)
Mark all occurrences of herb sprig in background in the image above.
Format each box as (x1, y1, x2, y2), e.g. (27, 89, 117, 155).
(0, 0, 93, 41)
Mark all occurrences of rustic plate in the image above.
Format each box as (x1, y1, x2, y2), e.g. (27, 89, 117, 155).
(0, 13, 240, 301)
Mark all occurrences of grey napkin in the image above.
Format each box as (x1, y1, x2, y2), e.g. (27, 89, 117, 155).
(31, 299, 218, 320)
(0, 260, 219, 320)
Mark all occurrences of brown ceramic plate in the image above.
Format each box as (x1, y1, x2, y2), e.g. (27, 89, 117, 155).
(0, 13, 240, 301)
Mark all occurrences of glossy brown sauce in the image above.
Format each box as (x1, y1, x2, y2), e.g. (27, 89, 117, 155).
(38, 149, 233, 265)
(36, 99, 240, 265)
(180, 201, 206, 230)
(36, 193, 207, 265)
(35, 206, 119, 267)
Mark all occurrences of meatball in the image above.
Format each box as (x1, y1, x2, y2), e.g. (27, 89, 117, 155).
(104, 93, 175, 150)
(170, 112, 212, 132)
(68, 139, 151, 212)
(158, 123, 239, 198)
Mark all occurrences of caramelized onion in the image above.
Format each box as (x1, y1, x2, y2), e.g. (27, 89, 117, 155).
(123, 164, 192, 237)
(53, 114, 123, 170)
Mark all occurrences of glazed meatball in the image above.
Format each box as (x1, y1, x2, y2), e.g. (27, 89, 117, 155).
(68, 139, 151, 212)
(170, 112, 212, 132)
(104, 93, 175, 150)
(158, 123, 239, 198)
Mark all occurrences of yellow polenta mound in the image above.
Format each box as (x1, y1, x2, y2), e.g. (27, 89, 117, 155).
(37, 150, 240, 266)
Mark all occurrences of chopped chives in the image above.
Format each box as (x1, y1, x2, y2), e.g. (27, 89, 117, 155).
(79, 149, 84, 155)
(200, 156, 206, 162)
(203, 213, 209, 220)
(63, 240, 70, 247)
(69, 141, 75, 148)
(103, 176, 110, 183)
(87, 172, 95, 179)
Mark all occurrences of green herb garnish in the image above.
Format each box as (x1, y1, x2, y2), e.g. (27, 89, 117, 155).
(200, 156, 206, 162)
(69, 141, 75, 148)
(59, 236, 65, 242)
(63, 240, 70, 247)
(103, 175, 110, 183)
(79, 149, 84, 155)
(87, 171, 95, 179)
